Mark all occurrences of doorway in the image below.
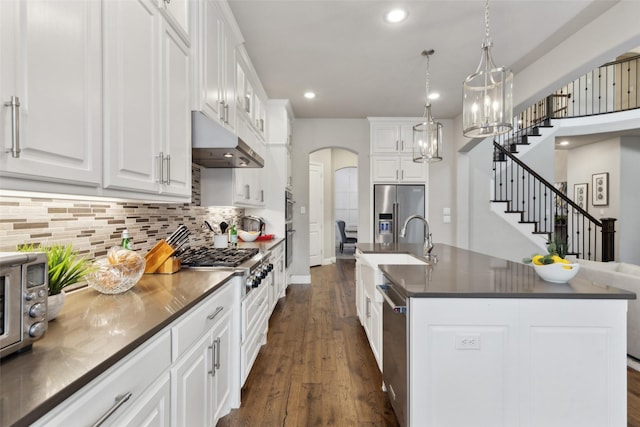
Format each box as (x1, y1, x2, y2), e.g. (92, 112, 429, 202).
(335, 167, 358, 258)
(309, 162, 323, 267)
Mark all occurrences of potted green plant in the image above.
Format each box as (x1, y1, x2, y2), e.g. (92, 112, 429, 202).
(19, 243, 95, 320)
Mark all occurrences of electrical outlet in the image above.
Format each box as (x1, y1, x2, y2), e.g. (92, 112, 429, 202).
(455, 334, 481, 350)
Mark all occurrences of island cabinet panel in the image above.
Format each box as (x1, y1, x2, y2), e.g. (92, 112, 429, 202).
(409, 298, 628, 427)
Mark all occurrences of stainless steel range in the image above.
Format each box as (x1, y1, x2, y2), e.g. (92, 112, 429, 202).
(180, 246, 272, 298)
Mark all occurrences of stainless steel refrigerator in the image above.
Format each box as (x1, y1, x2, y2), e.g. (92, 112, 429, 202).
(374, 184, 425, 244)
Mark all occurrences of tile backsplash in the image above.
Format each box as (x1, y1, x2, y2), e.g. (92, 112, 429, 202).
(0, 165, 243, 258)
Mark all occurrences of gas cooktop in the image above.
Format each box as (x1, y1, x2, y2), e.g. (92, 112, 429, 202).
(180, 247, 259, 268)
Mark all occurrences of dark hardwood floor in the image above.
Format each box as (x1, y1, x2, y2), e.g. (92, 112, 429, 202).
(218, 259, 640, 427)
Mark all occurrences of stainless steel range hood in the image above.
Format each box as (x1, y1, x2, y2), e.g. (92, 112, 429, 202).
(192, 111, 264, 168)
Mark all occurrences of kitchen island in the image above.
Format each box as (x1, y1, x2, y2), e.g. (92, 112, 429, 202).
(356, 243, 635, 427)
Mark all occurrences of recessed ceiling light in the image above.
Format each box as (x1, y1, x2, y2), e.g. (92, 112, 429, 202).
(559, 140, 570, 146)
(304, 91, 316, 99)
(428, 92, 440, 100)
(385, 8, 408, 23)
(223, 152, 233, 158)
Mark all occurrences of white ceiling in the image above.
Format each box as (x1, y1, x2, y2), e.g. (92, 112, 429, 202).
(228, 0, 620, 120)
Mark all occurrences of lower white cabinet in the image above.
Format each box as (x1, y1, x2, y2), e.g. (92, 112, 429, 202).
(241, 281, 269, 385)
(110, 373, 172, 427)
(32, 331, 172, 427)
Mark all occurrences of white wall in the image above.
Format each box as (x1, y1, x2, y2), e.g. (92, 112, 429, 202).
(291, 119, 369, 281)
(620, 137, 640, 264)
(566, 138, 621, 259)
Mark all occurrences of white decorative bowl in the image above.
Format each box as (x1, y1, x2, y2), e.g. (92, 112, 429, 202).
(534, 262, 580, 283)
(238, 230, 259, 242)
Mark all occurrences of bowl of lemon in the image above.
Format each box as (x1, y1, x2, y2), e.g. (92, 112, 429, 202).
(524, 242, 580, 283)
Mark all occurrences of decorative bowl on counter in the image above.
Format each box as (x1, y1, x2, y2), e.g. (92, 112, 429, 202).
(533, 262, 580, 283)
(238, 230, 260, 242)
(87, 248, 145, 294)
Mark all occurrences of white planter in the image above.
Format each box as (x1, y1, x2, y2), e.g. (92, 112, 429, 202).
(47, 291, 66, 321)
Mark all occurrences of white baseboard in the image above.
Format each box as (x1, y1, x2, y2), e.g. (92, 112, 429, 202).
(628, 356, 640, 372)
(323, 257, 336, 265)
(290, 274, 311, 284)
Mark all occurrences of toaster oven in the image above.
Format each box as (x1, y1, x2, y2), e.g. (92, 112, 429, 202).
(0, 252, 48, 359)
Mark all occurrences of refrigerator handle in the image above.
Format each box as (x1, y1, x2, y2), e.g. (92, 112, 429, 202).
(393, 202, 399, 243)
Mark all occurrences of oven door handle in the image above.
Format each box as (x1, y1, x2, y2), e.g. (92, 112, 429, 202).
(377, 285, 406, 314)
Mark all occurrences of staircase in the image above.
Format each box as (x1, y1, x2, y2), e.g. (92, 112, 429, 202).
(487, 54, 640, 261)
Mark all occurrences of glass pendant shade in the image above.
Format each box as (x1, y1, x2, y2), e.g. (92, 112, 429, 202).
(413, 106, 443, 162)
(462, 0, 513, 138)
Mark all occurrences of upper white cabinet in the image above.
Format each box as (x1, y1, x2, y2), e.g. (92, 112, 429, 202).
(369, 118, 427, 184)
(236, 50, 267, 142)
(157, 0, 190, 42)
(371, 122, 416, 154)
(0, 0, 102, 187)
(192, 0, 236, 132)
(103, 0, 191, 199)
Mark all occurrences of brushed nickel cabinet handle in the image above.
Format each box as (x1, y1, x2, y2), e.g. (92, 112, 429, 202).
(91, 392, 132, 427)
(207, 306, 224, 321)
(4, 96, 20, 158)
(156, 152, 164, 184)
(164, 154, 171, 185)
(208, 343, 216, 376)
(215, 337, 221, 370)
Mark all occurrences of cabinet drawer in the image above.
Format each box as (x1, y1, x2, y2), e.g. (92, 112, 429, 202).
(241, 309, 268, 385)
(241, 283, 269, 342)
(33, 331, 171, 427)
(172, 281, 236, 361)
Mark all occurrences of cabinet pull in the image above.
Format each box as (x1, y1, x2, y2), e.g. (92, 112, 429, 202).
(395, 140, 399, 151)
(244, 184, 250, 200)
(91, 392, 132, 427)
(4, 96, 21, 158)
(164, 154, 171, 185)
(401, 140, 404, 151)
(366, 297, 371, 318)
(207, 306, 224, 321)
(156, 152, 164, 184)
(401, 170, 404, 180)
(224, 103, 229, 124)
(260, 189, 264, 203)
(219, 100, 225, 122)
(208, 343, 216, 377)
(395, 169, 398, 180)
(164, 0, 171, 4)
(215, 337, 221, 370)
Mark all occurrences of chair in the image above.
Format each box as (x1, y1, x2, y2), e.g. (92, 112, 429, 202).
(336, 220, 357, 253)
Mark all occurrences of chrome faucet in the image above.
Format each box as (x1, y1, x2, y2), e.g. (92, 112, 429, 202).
(400, 214, 434, 256)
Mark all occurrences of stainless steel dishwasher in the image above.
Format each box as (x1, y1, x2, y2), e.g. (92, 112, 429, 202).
(378, 282, 408, 427)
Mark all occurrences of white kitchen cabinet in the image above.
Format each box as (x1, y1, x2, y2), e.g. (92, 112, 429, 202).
(271, 242, 286, 303)
(157, 0, 190, 43)
(172, 278, 239, 427)
(103, 0, 191, 200)
(192, 0, 236, 131)
(32, 331, 172, 427)
(371, 156, 427, 183)
(236, 50, 267, 142)
(110, 372, 171, 427)
(241, 281, 269, 385)
(0, 0, 102, 188)
(200, 166, 265, 208)
(371, 123, 416, 154)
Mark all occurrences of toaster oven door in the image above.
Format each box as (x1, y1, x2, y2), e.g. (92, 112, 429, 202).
(0, 265, 23, 351)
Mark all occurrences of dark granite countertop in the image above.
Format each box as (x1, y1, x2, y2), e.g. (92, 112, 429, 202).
(363, 244, 635, 300)
(0, 268, 239, 427)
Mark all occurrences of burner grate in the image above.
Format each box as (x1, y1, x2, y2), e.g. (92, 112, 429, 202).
(180, 246, 259, 267)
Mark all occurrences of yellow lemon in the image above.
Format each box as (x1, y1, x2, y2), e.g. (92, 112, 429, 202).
(552, 255, 569, 264)
(562, 265, 572, 270)
(532, 255, 544, 265)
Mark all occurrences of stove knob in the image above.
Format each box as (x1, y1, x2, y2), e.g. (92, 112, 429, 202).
(253, 277, 262, 287)
(267, 263, 274, 272)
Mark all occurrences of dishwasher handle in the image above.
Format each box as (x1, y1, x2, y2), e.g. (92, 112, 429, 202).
(377, 284, 406, 314)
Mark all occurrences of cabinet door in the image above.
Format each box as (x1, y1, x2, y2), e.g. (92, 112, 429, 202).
(0, 0, 101, 186)
(157, 0, 190, 42)
(400, 124, 416, 153)
(399, 157, 427, 182)
(103, 0, 161, 193)
(211, 313, 232, 425)
(221, 27, 236, 132)
(110, 373, 171, 427)
(161, 21, 191, 197)
(370, 300, 383, 371)
(371, 157, 400, 182)
(172, 333, 211, 427)
(201, 0, 222, 121)
(371, 125, 400, 153)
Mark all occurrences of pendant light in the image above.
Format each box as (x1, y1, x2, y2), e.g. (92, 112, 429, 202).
(462, 0, 513, 137)
(413, 49, 443, 163)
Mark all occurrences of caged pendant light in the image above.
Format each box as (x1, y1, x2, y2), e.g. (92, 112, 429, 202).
(462, 0, 513, 138)
(413, 49, 443, 163)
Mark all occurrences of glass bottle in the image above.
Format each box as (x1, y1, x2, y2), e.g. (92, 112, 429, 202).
(121, 229, 133, 250)
(229, 222, 238, 247)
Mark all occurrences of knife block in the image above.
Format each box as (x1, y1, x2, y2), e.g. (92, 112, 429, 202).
(144, 240, 176, 273)
(155, 257, 181, 274)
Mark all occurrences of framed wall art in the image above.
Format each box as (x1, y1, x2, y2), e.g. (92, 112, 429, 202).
(592, 172, 609, 206)
(574, 183, 588, 211)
